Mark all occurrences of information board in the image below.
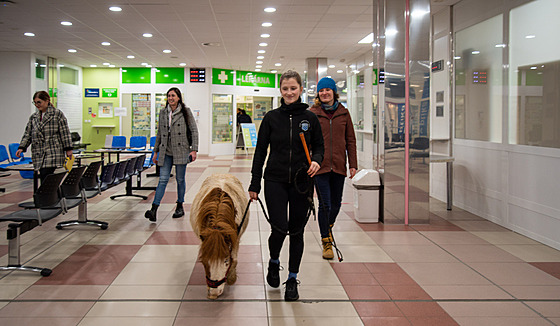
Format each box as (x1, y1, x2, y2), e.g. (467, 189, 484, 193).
(190, 68, 206, 82)
(240, 123, 257, 148)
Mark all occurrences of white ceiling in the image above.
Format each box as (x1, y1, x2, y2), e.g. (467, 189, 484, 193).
(0, 0, 456, 75)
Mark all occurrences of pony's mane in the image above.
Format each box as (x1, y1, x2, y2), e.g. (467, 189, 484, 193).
(196, 187, 239, 263)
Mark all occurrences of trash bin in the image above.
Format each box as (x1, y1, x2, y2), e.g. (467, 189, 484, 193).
(352, 169, 382, 223)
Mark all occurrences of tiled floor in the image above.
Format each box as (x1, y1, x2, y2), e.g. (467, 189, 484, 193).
(1, 154, 560, 326)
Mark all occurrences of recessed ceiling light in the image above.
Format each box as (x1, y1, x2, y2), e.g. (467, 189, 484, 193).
(109, 64, 115, 68)
(261, 34, 270, 38)
(256, 65, 262, 68)
(328, 65, 335, 68)
(471, 50, 480, 54)
(90, 64, 97, 67)
(257, 56, 264, 59)
(525, 34, 536, 39)
(275, 63, 282, 67)
(101, 42, 111, 46)
(146, 65, 152, 68)
(530, 66, 537, 70)
(141, 62, 148, 66)
(127, 55, 135, 59)
(255, 68, 262, 71)
(258, 50, 266, 54)
(264, 7, 276, 13)
(68, 49, 77, 53)
(103, 62, 110, 66)
(271, 70, 278, 73)
(262, 22, 272, 27)
(259, 43, 268, 47)
(256, 61, 263, 64)
(179, 63, 187, 66)
(143, 33, 153, 38)
(337, 70, 343, 73)
(60, 21, 72, 26)
(454, 56, 461, 60)
(24, 32, 35, 37)
(163, 49, 171, 53)
(109, 6, 122, 12)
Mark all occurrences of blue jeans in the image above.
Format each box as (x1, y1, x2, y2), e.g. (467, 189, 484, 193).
(152, 155, 187, 206)
(314, 172, 346, 238)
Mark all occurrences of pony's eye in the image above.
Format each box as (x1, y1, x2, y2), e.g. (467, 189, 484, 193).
(224, 258, 230, 264)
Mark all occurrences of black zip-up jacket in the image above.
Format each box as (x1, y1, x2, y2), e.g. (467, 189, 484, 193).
(249, 98, 324, 194)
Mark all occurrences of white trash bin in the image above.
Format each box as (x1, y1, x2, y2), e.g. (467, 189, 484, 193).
(352, 169, 381, 223)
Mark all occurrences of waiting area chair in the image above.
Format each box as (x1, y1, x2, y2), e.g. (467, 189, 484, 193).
(128, 136, 147, 151)
(111, 135, 127, 149)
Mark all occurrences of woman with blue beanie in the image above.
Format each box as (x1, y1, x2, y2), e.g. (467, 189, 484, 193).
(310, 77, 358, 259)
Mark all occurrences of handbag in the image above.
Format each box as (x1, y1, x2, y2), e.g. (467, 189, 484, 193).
(180, 107, 193, 147)
(64, 155, 75, 171)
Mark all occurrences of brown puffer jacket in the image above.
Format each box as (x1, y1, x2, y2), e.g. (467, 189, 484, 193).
(310, 103, 357, 176)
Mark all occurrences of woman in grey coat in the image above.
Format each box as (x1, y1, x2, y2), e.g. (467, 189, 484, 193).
(16, 91, 73, 184)
(145, 87, 199, 222)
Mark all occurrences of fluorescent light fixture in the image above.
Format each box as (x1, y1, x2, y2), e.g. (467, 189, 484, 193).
(328, 65, 335, 68)
(163, 49, 171, 53)
(454, 56, 461, 60)
(530, 66, 537, 69)
(68, 49, 77, 53)
(101, 42, 111, 46)
(90, 64, 97, 67)
(264, 7, 276, 13)
(261, 34, 270, 38)
(386, 29, 398, 37)
(358, 32, 374, 44)
(262, 22, 272, 27)
(258, 50, 266, 54)
(60, 21, 72, 26)
(256, 61, 263, 64)
(103, 62, 110, 66)
(143, 33, 153, 38)
(109, 6, 122, 11)
(127, 55, 135, 59)
(24, 32, 35, 37)
(471, 50, 480, 54)
(337, 70, 343, 73)
(495, 44, 506, 48)
(275, 63, 281, 66)
(179, 63, 187, 66)
(525, 34, 536, 39)
(109, 65, 115, 67)
(259, 43, 268, 47)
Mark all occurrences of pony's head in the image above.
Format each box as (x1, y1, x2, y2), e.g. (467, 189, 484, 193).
(196, 188, 239, 299)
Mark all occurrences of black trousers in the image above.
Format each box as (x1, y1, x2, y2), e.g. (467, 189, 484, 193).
(39, 167, 57, 185)
(264, 180, 310, 274)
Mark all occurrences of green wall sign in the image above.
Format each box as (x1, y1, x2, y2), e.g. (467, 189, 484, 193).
(156, 68, 185, 84)
(102, 88, 118, 97)
(122, 67, 151, 83)
(372, 68, 378, 86)
(236, 71, 275, 88)
(212, 68, 234, 85)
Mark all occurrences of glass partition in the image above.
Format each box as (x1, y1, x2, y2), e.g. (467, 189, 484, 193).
(212, 94, 233, 143)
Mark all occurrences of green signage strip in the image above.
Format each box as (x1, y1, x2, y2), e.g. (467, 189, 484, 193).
(236, 71, 275, 88)
(102, 88, 118, 97)
(212, 68, 234, 85)
(277, 74, 282, 88)
(372, 68, 378, 86)
(122, 67, 151, 83)
(156, 68, 184, 84)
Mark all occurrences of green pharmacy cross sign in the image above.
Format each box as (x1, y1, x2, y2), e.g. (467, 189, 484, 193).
(212, 68, 234, 85)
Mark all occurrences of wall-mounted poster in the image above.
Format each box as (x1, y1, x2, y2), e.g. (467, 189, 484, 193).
(98, 102, 113, 118)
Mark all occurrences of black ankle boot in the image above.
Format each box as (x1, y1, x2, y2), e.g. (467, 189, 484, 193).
(266, 261, 280, 288)
(144, 204, 158, 222)
(172, 202, 184, 218)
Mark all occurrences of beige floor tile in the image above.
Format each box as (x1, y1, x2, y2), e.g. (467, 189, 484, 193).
(239, 231, 263, 246)
(267, 301, 358, 317)
(327, 231, 376, 245)
(112, 262, 194, 285)
(78, 317, 175, 326)
(17, 285, 107, 300)
(183, 285, 265, 300)
(297, 262, 342, 285)
(451, 221, 509, 231)
(471, 231, 541, 245)
(399, 262, 492, 286)
(269, 317, 364, 326)
(0, 284, 30, 299)
(525, 301, 560, 317)
(469, 262, 560, 286)
(176, 301, 267, 317)
(439, 244, 524, 262)
(381, 245, 458, 263)
(366, 231, 433, 245)
(0, 317, 83, 325)
(130, 245, 200, 263)
(101, 285, 187, 300)
(420, 231, 491, 245)
(174, 316, 268, 326)
(439, 301, 540, 317)
(502, 285, 560, 299)
(86, 302, 180, 317)
(422, 285, 513, 300)
(452, 316, 552, 326)
(87, 231, 154, 245)
(328, 245, 393, 263)
(496, 244, 560, 262)
(0, 301, 95, 317)
(0, 272, 42, 285)
(266, 285, 349, 301)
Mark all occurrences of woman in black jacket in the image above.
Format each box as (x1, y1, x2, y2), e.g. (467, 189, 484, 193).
(249, 70, 324, 301)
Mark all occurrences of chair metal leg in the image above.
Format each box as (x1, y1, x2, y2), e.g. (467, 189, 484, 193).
(56, 201, 109, 230)
(0, 224, 52, 276)
(110, 178, 148, 200)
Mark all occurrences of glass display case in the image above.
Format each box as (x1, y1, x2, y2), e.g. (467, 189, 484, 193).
(131, 93, 151, 138)
(155, 93, 166, 131)
(212, 94, 233, 143)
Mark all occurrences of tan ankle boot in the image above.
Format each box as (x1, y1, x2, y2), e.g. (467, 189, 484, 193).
(322, 237, 334, 260)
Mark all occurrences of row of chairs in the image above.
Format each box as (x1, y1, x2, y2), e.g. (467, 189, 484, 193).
(0, 144, 33, 179)
(107, 135, 156, 151)
(0, 160, 107, 276)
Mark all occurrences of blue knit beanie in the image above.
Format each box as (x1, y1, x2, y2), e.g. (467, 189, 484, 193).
(317, 77, 337, 93)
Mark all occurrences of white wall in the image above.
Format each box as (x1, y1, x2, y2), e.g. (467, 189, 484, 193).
(0, 52, 35, 145)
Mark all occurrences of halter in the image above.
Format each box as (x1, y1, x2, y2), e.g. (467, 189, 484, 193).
(205, 246, 233, 288)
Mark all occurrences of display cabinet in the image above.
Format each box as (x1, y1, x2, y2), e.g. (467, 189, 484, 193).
(212, 94, 233, 143)
(131, 93, 151, 138)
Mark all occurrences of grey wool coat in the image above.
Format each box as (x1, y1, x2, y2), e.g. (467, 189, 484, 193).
(18, 105, 73, 170)
(154, 104, 199, 166)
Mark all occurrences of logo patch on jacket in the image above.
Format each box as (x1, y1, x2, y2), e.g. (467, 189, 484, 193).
(299, 120, 310, 132)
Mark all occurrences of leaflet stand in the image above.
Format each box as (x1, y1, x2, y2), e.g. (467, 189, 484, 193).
(236, 126, 248, 155)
